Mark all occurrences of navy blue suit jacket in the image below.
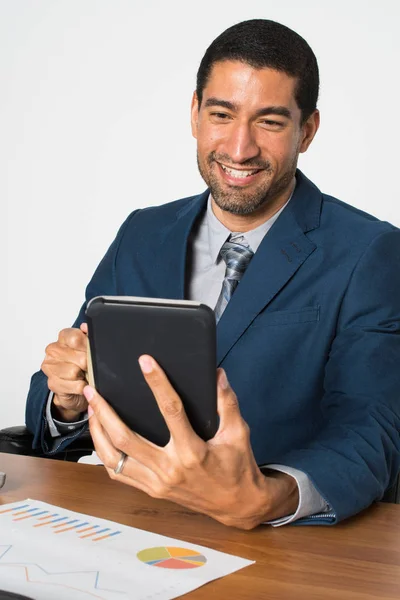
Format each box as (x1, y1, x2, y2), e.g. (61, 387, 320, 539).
(26, 171, 400, 523)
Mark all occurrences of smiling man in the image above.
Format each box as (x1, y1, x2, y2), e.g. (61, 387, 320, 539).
(26, 19, 400, 528)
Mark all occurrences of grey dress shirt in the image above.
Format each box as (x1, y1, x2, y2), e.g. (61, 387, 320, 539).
(46, 191, 331, 525)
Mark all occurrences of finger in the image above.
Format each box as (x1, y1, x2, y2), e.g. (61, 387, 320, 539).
(83, 385, 160, 464)
(216, 369, 245, 432)
(53, 392, 87, 414)
(104, 464, 156, 497)
(88, 412, 156, 495)
(44, 342, 87, 372)
(58, 328, 87, 352)
(41, 359, 86, 382)
(138, 355, 201, 449)
(46, 374, 87, 398)
(80, 322, 88, 335)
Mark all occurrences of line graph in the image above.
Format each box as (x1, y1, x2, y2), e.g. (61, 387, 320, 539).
(0, 545, 125, 599)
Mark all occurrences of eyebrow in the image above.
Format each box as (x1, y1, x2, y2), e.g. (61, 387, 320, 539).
(204, 97, 292, 120)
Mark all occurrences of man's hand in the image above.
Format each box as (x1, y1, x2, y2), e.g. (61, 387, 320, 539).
(41, 323, 89, 422)
(84, 356, 299, 529)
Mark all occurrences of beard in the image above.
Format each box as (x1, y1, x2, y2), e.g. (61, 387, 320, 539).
(197, 151, 297, 216)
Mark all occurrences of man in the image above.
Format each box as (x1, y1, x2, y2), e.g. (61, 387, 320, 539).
(26, 19, 400, 529)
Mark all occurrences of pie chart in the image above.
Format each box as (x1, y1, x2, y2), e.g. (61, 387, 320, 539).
(137, 546, 207, 569)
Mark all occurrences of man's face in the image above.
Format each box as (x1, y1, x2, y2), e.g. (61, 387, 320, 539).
(191, 60, 317, 216)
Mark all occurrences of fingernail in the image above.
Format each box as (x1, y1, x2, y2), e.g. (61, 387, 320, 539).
(87, 405, 94, 418)
(218, 369, 229, 390)
(83, 385, 95, 402)
(139, 355, 153, 374)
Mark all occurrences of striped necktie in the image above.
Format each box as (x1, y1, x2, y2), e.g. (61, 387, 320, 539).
(214, 234, 254, 323)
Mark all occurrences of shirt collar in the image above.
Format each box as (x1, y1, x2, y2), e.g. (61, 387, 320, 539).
(206, 185, 295, 263)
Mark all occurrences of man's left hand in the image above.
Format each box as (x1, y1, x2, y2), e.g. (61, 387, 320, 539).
(84, 356, 299, 529)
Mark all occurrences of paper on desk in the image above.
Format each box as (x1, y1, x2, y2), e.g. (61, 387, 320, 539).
(78, 450, 104, 465)
(0, 499, 254, 600)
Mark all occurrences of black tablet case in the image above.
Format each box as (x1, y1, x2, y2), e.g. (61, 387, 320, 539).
(86, 297, 218, 446)
(0, 592, 34, 600)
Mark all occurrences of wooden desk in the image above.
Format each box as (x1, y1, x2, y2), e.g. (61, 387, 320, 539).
(1, 452, 399, 599)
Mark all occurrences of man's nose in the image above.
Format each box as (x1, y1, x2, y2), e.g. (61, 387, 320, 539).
(222, 122, 260, 164)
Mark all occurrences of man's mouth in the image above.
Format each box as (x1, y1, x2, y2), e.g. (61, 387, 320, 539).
(219, 163, 262, 179)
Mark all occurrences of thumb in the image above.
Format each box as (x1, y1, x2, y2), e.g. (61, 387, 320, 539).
(83, 384, 110, 423)
(80, 322, 88, 335)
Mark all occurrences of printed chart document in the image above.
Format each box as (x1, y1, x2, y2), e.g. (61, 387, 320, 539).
(0, 499, 254, 600)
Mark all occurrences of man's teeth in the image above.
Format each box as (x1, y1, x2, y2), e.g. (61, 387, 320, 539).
(220, 164, 259, 178)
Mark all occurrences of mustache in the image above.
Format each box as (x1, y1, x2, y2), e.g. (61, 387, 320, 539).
(207, 151, 272, 171)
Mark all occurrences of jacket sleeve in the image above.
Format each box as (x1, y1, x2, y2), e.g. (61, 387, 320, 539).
(279, 228, 400, 524)
(25, 211, 139, 451)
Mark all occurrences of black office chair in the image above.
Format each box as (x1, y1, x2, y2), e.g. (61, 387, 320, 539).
(0, 591, 34, 600)
(0, 424, 399, 503)
(0, 425, 93, 462)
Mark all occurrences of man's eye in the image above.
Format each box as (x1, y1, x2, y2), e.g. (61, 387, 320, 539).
(210, 112, 231, 121)
(261, 119, 284, 128)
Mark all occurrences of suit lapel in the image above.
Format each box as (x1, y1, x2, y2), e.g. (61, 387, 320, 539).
(153, 190, 209, 300)
(216, 171, 322, 365)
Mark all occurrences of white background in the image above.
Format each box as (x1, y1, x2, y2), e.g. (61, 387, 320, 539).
(1, 0, 399, 429)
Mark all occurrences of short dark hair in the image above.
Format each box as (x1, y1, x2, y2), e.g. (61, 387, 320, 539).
(196, 19, 319, 124)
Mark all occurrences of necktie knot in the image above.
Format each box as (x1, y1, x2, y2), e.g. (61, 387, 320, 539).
(214, 235, 254, 322)
(220, 238, 254, 281)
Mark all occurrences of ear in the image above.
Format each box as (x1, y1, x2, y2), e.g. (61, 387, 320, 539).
(299, 110, 320, 153)
(191, 91, 199, 139)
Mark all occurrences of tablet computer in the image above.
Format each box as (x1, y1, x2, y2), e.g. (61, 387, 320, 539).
(85, 296, 218, 446)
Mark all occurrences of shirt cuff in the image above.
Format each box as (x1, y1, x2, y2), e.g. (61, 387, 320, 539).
(261, 464, 331, 527)
(45, 391, 89, 437)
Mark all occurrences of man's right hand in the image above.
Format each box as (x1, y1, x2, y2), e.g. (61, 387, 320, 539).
(41, 323, 89, 422)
